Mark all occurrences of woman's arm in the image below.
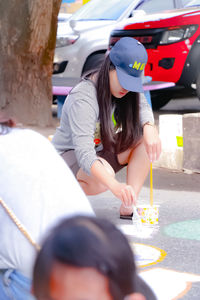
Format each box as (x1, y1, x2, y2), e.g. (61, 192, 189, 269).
(91, 160, 136, 207)
(139, 93, 161, 162)
(67, 84, 99, 176)
(139, 93, 154, 126)
(143, 124, 161, 162)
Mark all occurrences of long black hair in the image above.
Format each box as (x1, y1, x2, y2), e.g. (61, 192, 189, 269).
(96, 55, 141, 154)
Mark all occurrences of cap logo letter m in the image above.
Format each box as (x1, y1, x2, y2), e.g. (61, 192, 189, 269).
(131, 61, 146, 71)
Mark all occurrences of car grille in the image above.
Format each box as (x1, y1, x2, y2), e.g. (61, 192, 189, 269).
(109, 28, 165, 49)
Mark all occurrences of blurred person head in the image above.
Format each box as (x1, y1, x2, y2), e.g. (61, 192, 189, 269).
(33, 215, 156, 300)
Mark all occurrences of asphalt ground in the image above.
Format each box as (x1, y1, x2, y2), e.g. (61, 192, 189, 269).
(88, 92, 200, 300)
(29, 90, 200, 300)
(88, 163, 200, 300)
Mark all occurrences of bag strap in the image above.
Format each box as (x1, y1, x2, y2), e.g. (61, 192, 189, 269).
(0, 197, 40, 251)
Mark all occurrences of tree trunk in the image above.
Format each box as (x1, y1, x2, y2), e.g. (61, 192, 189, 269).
(0, 0, 61, 126)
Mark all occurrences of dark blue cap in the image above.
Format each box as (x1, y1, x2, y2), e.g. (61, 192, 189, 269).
(109, 37, 148, 93)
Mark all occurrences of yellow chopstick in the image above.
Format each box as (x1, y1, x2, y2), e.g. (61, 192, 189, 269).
(150, 162, 153, 207)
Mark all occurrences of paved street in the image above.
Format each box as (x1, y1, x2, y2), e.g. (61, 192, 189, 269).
(88, 92, 200, 300)
(89, 166, 200, 299)
(32, 91, 200, 300)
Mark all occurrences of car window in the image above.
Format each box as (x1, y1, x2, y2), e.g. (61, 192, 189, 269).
(184, 0, 200, 6)
(136, 0, 175, 13)
(71, 0, 136, 21)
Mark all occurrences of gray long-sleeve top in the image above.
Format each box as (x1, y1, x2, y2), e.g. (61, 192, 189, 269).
(52, 79, 154, 175)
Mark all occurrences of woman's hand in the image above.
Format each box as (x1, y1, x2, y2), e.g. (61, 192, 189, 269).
(109, 181, 136, 207)
(143, 123, 161, 162)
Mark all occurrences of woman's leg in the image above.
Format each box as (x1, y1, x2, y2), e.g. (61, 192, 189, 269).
(76, 157, 115, 195)
(118, 139, 150, 216)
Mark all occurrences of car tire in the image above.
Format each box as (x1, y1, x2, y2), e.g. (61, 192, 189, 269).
(150, 90, 172, 110)
(196, 72, 200, 101)
(82, 53, 105, 75)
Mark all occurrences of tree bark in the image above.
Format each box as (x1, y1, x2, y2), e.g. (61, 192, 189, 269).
(0, 0, 61, 126)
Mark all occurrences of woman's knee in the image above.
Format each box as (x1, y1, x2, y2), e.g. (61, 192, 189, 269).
(77, 176, 108, 195)
(76, 158, 115, 195)
(92, 157, 115, 194)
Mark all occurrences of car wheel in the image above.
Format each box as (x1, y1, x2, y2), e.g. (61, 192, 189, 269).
(196, 72, 200, 101)
(82, 53, 105, 75)
(150, 90, 172, 110)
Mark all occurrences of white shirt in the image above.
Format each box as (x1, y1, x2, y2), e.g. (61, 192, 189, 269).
(0, 128, 94, 278)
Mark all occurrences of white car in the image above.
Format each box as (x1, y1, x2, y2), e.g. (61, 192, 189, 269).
(53, 0, 190, 87)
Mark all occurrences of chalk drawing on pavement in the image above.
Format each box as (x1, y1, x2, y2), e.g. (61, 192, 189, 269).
(163, 219, 200, 241)
(140, 267, 200, 300)
(118, 223, 159, 239)
(130, 243, 167, 268)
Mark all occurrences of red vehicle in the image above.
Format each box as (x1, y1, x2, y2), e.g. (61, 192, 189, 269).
(109, 7, 200, 109)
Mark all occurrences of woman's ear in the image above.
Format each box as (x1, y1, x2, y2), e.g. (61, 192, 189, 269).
(125, 293, 146, 300)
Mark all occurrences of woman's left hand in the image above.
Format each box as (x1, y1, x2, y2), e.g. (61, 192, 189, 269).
(143, 123, 161, 162)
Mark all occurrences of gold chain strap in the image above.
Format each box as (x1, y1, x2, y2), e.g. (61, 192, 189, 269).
(0, 197, 40, 251)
